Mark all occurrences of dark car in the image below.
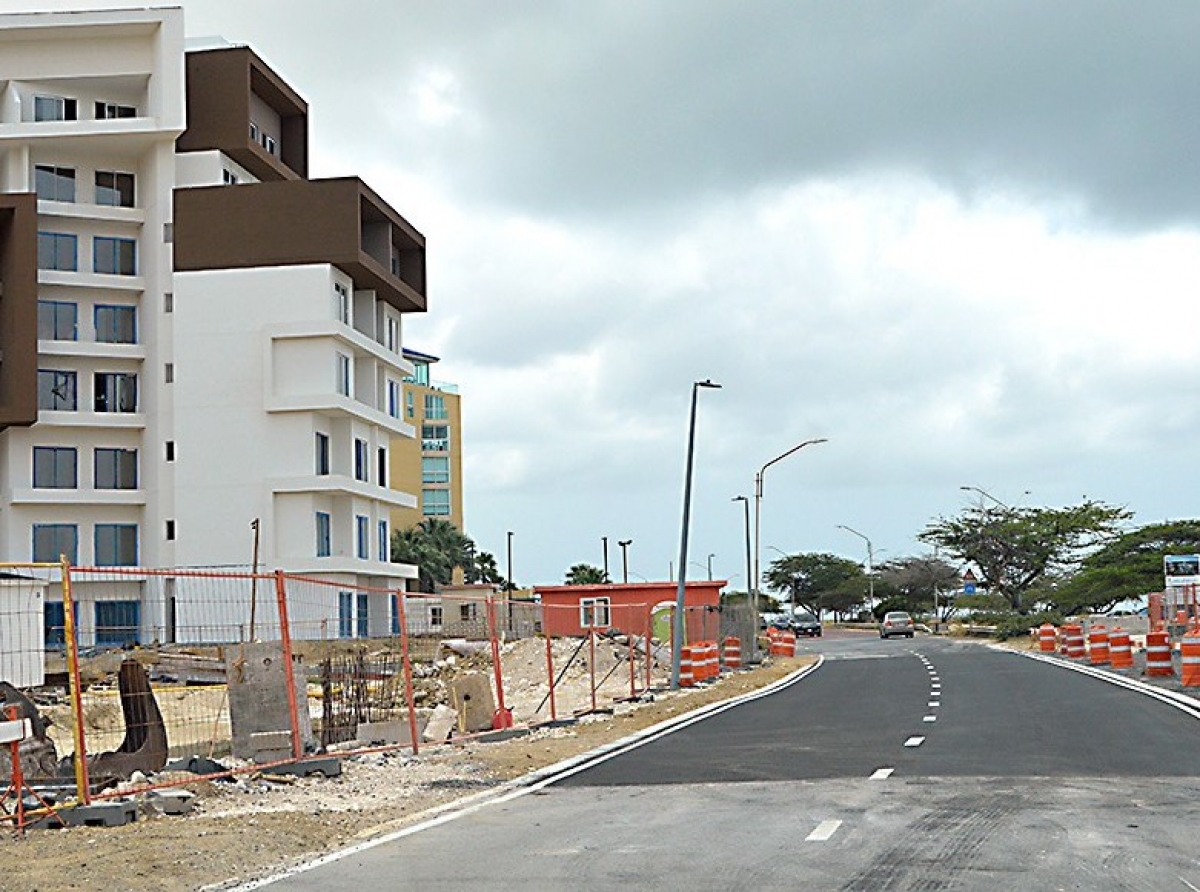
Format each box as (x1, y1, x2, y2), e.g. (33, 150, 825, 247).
(790, 611, 822, 637)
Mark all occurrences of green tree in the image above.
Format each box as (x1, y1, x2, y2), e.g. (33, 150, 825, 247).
(764, 552, 864, 616)
(878, 555, 960, 619)
(391, 519, 486, 594)
(817, 581, 865, 621)
(919, 499, 1130, 613)
(469, 550, 506, 587)
(564, 563, 608, 585)
(1053, 520, 1200, 614)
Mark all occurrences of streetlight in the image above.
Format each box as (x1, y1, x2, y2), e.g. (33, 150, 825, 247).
(602, 536, 609, 582)
(506, 531, 514, 592)
(618, 539, 632, 583)
(732, 496, 752, 643)
(672, 378, 722, 690)
(959, 485, 1009, 509)
(836, 524, 874, 614)
(753, 438, 827, 657)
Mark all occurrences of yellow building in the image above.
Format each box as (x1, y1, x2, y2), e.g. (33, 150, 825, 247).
(390, 349, 464, 530)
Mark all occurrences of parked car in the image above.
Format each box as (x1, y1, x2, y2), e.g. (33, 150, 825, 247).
(879, 611, 914, 639)
(791, 611, 822, 637)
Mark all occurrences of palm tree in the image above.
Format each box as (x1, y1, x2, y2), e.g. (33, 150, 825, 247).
(391, 519, 478, 593)
(565, 563, 608, 585)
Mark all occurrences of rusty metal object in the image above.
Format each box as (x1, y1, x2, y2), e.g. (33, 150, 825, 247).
(86, 659, 168, 783)
(0, 682, 58, 781)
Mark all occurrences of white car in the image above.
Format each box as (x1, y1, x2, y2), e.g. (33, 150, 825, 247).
(879, 611, 915, 639)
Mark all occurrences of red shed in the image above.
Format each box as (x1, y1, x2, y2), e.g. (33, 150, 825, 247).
(534, 580, 725, 642)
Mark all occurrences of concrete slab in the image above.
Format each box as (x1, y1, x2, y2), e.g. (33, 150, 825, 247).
(262, 756, 342, 779)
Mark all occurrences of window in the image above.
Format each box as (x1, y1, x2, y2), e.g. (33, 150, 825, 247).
(94, 236, 137, 275)
(356, 592, 369, 637)
(94, 524, 137, 566)
(222, 169, 239, 186)
(249, 122, 259, 142)
(315, 432, 330, 475)
(94, 305, 136, 343)
(423, 489, 451, 516)
(34, 95, 76, 122)
(378, 447, 388, 487)
(32, 523, 77, 563)
(34, 165, 75, 202)
(356, 515, 369, 560)
(94, 373, 137, 413)
(353, 438, 369, 482)
(94, 448, 137, 489)
(405, 390, 414, 419)
(459, 602, 477, 623)
(422, 425, 449, 452)
(38, 300, 77, 340)
(38, 370, 77, 411)
(424, 393, 447, 420)
(165, 441, 176, 462)
(385, 316, 399, 352)
(164, 363, 174, 384)
(33, 446, 77, 489)
(422, 456, 450, 485)
(387, 380, 402, 419)
(165, 520, 176, 541)
(164, 292, 174, 313)
(38, 232, 77, 271)
(378, 520, 389, 562)
(336, 353, 351, 396)
(263, 134, 277, 156)
(316, 512, 331, 557)
(338, 591, 353, 638)
(430, 605, 444, 627)
(95, 601, 139, 647)
(580, 597, 612, 629)
(95, 101, 136, 119)
(44, 601, 77, 650)
(95, 171, 135, 208)
(334, 282, 350, 324)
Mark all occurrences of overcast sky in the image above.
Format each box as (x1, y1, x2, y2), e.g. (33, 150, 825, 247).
(14, 1, 1200, 588)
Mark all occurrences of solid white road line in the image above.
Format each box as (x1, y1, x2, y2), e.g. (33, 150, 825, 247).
(806, 820, 843, 842)
(904, 736, 925, 747)
(870, 767, 895, 779)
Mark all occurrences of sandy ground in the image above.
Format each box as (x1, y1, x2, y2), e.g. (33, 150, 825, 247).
(0, 652, 808, 892)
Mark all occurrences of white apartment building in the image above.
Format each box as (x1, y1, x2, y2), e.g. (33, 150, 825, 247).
(0, 9, 424, 647)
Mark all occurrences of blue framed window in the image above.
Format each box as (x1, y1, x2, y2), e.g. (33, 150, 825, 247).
(93, 236, 136, 275)
(94, 523, 137, 566)
(33, 446, 77, 488)
(338, 591, 353, 638)
(32, 524, 77, 563)
(94, 372, 137, 413)
(94, 448, 137, 489)
(390, 594, 400, 636)
(38, 300, 77, 340)
(357, 592, 369, 638)
(37, 232, 77, 271)
(354, 438, 369, 482)
(356, 515, 369, 560)
(378, 520, 389, 562)
(315, 432, 330, 475)
(44, 601, 78, 650)
(38, 370, 77, 410)
(94, 305, 136, 343)
(316, 512, 331, 557)
(95, 600, 139, 647)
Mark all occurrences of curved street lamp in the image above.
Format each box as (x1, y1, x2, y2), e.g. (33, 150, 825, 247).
(672, 379, 721, 689)
(618, 539, 633, 583)
(836, 524, 874, 613)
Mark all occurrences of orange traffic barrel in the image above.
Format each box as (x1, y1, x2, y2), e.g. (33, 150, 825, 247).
(781, 629, 797, 657)
(1108, 627, 1133, 669)
(1058, 626, 1070, 655)
(1065, 624, 1086, 659)
(1088, 624, 1110, 665)
(699, 641, 715, 680)
(680, 647, 695, 687)
(1038, 623, 1057, 653)
(1181, 629, 1200, 687)
(723, 636, 742, 669)
(1145, 631, 1175, 677)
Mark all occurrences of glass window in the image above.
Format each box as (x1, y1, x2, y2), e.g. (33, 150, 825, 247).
(95, 601, 139, 647)
(93, 237, 137, 275)
(422, 456, 450, 485)
(377, 447, 387, 487)
(34, 165, 75, 202)
(316, 512, 331, 557)
(94, 305, 137, 343)
(315, 432, 330, 475)
(580, 597, 612, 629)
(32, 523, 77, 563)
(334, 282, 350, 324)
(354, 438, 369, 482)
(387, 380, 401, 418)
(94, 524, 138, 566)
(423, 489, 451, 516)
(38, 370, 77, 411)
(38, 232, 77, 271)
(94, 373, 137, 413)
(424, 393, 447, 420)
(38, 300, 77, 341)
(44, 600, 77, 649)
(356, 592, 369, 637)
(94, 448, 137, 489)
(336, 353, 351, 396)
(421, 425, 449, 452)
(385, 316, 399, 352)
(95, 101, 136, 120)
(33, 446, 76, 489)
(378, 520, 389, 563)
(95, 171, 135, 207)
(34, 96, 76, 122)
(356, 515, 369, 560)
(405, 390, 414, 419)
(338, 590, 353, 638)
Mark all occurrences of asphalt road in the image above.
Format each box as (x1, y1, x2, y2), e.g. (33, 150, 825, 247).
(257, 632, 1200, 891)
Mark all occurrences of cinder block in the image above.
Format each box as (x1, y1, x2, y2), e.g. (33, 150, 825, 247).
(61, 799, 139, 828)
(449, 674, 495, 734)
(356, 719, 425, 746)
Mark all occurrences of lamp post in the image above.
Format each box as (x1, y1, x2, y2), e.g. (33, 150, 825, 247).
(506, 531, 514, 593)
(618, 539, 632, 583)
(672, 379, 721, 690)
(601, 536, 609, 582)
(732, 496, 752, 646)
(753, 438, 827, 655)
(959, 485, 1010, 509)
(836, 524, 874, 614)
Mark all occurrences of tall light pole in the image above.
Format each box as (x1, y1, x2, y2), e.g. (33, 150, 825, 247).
(672, 379, 721, 690)
(601, 536, 609, 582)
(753, 438, 827, 651)
(506, 531, 514, 593)
(732, 497, 752, 642)
(837, 524, 874, 614)
(618, 539, 632, 583)
(959, 485, 1010, 509)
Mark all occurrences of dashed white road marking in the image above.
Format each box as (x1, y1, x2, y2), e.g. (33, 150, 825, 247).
(870, 767, 895, 780)
(928, 701, 939, 707)
(806, 820, 843, 842)
(904, 736, 926, 747)
(923, 715, 937, 722)
(931, 683, 941, 689)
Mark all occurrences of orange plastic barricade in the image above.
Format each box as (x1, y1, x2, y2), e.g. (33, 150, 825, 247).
(1038, 623, 1057, 653)
(680, 647, 695, 687)
(708, 641, 719, 678)
(1088, 624, 1110, 665)
(781, 629, 797, 657)
(1065, 624, 1086, 659)
(694, 642, 710, 681)
(1058, 626, 1070, 655)
(1107, 627, 1133, 669)
(1145, 631, 1175, 677)
(1181, 630, 1200, 687)
(723, 636, 742, 669)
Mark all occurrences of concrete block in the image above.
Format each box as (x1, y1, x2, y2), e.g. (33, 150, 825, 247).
(142, 789, 195, 816)
(262, 756, 342, 778)
(356, 718, 426, 747)
(422, 704, 456, 743)
(61, 799, 139, 828)
(227, 642, 314, 760)
(449, 674, 495, 734)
